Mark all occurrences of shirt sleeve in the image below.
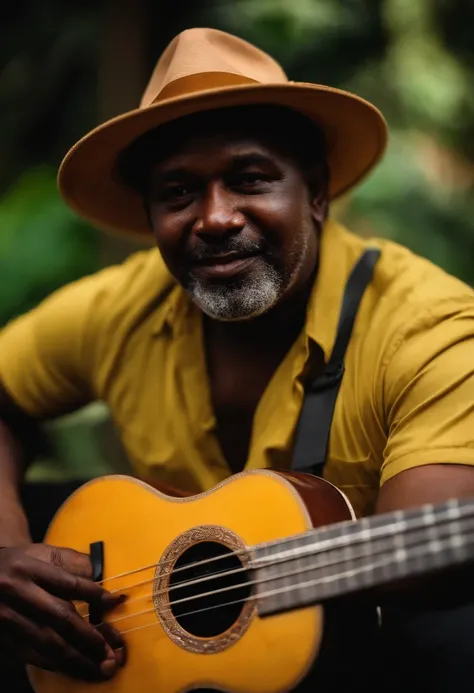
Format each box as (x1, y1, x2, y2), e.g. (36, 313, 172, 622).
(0, 273, 109, 418)
(380, 301, 474, 486)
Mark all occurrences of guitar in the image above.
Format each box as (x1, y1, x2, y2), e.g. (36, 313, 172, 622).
(28, 470, 474, 693)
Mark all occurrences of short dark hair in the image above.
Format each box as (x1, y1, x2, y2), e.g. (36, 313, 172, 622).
(117, 104, 329, 197)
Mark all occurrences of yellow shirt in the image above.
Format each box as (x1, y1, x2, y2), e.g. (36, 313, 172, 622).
(1, 219, 474, 517)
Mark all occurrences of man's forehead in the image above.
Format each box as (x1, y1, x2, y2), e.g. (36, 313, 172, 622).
(146, 106, 307, 168)
(151, 134, 277, 174)
(119, 105, 327, 192)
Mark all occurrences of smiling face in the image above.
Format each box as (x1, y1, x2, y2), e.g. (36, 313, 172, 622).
(124, 106, 329, 321)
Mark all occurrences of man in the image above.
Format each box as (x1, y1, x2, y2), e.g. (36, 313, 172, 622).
(1, 27, 474, 691)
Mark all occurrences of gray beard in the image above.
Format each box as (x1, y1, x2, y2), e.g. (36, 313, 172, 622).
(187, 232, 308, 322)
(189, 260, 282, 321)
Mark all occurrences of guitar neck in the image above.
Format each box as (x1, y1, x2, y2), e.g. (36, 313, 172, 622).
(253, 498, 474, 617)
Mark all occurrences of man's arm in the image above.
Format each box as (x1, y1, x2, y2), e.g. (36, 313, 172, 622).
(375, 463, 474, 600)
(0, 421, 30, 544)
(0, 269, 116, 543)
(374, 466, 474, 693)
(374, 313, 474, 603)
(370, 303, 474, 691)
(376, 463, 474, 514)
(0, 269, 130, 679)
(0, 384, 43, 545)
(375, 297, 474, 514)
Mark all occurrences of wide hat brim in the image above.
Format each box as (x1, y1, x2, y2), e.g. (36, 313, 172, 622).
(58, 81, 387, 238)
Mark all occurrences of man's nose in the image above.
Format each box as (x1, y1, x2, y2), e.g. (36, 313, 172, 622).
(192, 182, 245, 239)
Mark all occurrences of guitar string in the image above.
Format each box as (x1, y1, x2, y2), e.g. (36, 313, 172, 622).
(78, 503, 472, 618)
(92, 526, 473, 629)
(88, 562, 247, 614)
(79, 507, 468, 618)
(93, 499, 470, 590)
(82, 518, 447, 619)
(78, 561, 246, 618)
(109, 528, 472, 626)
(116, 533, 473, 637)
(95, 548, 248, 588)
(104, 548, 250, 592)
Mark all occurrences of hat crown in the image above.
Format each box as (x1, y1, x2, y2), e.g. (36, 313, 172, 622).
(140, 28, 288, 108)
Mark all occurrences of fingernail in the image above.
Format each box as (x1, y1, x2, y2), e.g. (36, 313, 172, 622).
(103, 592, 127, 604)
(98, 622, 125, 649)
(114, 646, 126, 667)
(104, 643, 115, 659)
(100, 659, 117, 678)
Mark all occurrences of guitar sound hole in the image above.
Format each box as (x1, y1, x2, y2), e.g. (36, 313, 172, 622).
(169, 541, 251, 637)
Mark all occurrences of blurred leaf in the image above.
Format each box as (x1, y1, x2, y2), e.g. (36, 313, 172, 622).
(0, 167, 99, 326)
(342, 131, 474, 284)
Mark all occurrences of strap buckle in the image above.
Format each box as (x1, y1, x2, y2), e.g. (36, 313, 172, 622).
(308, 362, 345, 393)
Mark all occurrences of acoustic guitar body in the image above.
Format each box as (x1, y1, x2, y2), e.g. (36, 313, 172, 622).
(28, 470, 355, 693)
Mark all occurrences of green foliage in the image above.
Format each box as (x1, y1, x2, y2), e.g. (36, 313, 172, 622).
(0, 167, 99, 326)
(218, 0, 386, 83)
(345, 133, 474, 284)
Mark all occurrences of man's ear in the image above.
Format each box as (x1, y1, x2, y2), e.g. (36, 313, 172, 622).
(306, 160, 329, 229)
(310, 183, 329, 229)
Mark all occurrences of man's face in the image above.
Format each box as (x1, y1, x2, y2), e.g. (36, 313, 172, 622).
(147, 117, 327, 321)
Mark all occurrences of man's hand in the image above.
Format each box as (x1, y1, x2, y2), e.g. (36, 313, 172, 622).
(0, 544, 126, 680)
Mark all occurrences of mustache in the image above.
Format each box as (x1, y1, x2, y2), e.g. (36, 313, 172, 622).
(186, 236, 265, 263)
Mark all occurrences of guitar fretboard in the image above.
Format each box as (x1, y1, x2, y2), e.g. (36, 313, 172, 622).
(252, 498, 474, 616)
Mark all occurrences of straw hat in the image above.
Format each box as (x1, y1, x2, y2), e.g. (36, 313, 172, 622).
(58, 27, 387, 236)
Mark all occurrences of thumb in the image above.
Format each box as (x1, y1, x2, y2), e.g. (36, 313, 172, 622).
(36, 544, 94, 579)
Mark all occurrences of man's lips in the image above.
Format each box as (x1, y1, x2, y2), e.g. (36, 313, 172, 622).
(189, 252, 261, 279)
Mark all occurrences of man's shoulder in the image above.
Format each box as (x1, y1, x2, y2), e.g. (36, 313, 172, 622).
(12, 246, 178, 350)
(65, 247, 176, 322)
(370, 234, 474, 317)
(332, 221, 473, 328)
(332, 222, 474, 368)
(349, 229, 474, 372)
(87, 246, 173, 299)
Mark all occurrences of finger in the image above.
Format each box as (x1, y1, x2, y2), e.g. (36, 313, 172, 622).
(25, 555, 125, 606)
(0, 632, 56, 671)
(97, 621, 127, 667)
(47, 546, 94, 579)
(11, 582, 112, 662)
(0, 605, 117, 681)
(8, 580, 126, 662)
(33, 643, 118, 683)
(26, 544, 94, 579)
(40, 589, 126, 659)
(23, 649, 57, 672)
(0, 617, 119, 682)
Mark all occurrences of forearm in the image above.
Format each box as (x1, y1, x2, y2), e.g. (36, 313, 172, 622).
(375, 465, 474, 609)
(0, 419, 31, 544)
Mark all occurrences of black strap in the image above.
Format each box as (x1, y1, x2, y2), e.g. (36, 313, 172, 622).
(292, 248, 381, 476)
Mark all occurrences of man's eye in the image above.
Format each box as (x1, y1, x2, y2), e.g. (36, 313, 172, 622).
(164, 185, 191, 200)
(236, 173, 265, 186)
(227, 172, 270, 190)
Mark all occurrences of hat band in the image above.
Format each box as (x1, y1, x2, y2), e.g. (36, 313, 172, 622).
(147, 72, 263, 106)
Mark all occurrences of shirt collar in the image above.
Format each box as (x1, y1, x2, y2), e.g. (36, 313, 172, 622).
(151, 279, 187, 337)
